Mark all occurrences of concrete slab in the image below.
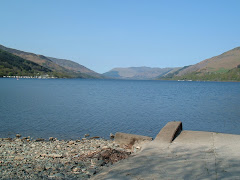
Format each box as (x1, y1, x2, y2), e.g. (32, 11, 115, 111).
(91, 123, 240, 180)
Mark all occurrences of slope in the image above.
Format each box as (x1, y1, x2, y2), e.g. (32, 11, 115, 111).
(0, 49, 52, 77)
(160, 47, 240, 81)
(47, 57, 103, 78)
(177, 47, 240, 76)
(0, 45, 101, 78)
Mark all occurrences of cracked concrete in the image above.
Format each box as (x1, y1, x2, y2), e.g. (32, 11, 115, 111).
(91, 130, 240, 180)
(212, 132, 218, 179)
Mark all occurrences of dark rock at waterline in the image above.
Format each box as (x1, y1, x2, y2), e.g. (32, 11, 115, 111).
(16, 134, 21, 138)
(110, 133, 115, 139)
(49, 137, 55, 141)
(90, 136, 100, 139)
(84, 134, 90, 137)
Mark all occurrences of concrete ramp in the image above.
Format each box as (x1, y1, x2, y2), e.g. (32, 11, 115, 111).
(154, 121, 182, 143)
(91, 122, 240, 180)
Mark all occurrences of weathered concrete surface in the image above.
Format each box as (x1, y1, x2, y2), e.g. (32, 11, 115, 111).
(91, 130, 240, 180)
(114, 132, 153, 148)
(154, 121, 182, 143)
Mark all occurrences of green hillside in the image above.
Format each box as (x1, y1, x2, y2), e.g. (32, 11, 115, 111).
(160, 47, 240, 81)
(165, 67, 240, 81)
(0, 49, 56, 77)
(0, 44, 102, 79)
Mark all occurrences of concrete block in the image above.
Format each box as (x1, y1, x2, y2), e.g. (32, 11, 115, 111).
(114, 132, 153, 148)
(155, 121, 182, 143)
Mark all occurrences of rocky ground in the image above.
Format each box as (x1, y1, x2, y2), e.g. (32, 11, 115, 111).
(0, 136, 132, 179)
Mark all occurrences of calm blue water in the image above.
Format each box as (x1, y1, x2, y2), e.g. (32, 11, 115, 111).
(0, 78, 240, 139)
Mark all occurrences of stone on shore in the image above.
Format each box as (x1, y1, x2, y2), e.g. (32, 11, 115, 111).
(114, 132, 153, 151)
(84, 134, 90, 137)
(110, 133, 115, 139)
(68, 140, 75, 145)
(35, 138, 45, 142)
(16, 134, 21, 138)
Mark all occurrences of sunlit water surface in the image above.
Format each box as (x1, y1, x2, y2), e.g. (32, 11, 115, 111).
(1, 79, 240, 139)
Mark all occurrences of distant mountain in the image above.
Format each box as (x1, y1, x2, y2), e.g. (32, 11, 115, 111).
(0, 44, 102, 78)
(47, 57, 103, 78)
(160, 47, 240, 81)
(103, 67, 180, 80)
(0, 49, 52, 77)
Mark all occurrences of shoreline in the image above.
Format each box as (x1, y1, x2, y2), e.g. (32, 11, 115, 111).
(0, 136, 132, 179)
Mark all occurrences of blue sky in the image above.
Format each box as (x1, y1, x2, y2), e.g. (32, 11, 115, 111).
(1, 0, 240, 73)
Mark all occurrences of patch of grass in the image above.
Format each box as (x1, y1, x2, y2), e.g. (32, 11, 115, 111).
(216, 68, 229, 73)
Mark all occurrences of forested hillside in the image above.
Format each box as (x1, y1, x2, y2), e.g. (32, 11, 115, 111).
(0, 49, 55, 77)
(0, 44, 102, 79)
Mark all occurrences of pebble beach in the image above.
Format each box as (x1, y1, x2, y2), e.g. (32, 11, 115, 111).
(0, 136, 131, 179)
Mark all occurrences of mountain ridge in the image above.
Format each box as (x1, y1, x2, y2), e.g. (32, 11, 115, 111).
(2, 44, 240, 81)
(103, 66, 181, 80)
(0, 49, 54, 77)
(160, 47, 240, 81)
(0, 44, 102, 79)
(47, 56, 103, 78)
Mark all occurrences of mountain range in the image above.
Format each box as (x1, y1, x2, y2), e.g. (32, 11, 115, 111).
(103, 67, 180, 80)
(1, 44, 240, 81)
(104, 47, 240, 81)
(0, 44, 103, 78)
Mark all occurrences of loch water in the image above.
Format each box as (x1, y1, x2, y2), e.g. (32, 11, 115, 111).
(0, 78, 240, 139)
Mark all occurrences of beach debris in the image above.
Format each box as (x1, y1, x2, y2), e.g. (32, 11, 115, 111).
(90, 136, 100, 139)
(98, 148, 131, 164)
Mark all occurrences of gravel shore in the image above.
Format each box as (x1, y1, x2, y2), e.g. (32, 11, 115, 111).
(0, 136, 131, 179)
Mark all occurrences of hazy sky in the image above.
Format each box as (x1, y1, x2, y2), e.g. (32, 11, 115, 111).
(1, 1, 240, 73)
